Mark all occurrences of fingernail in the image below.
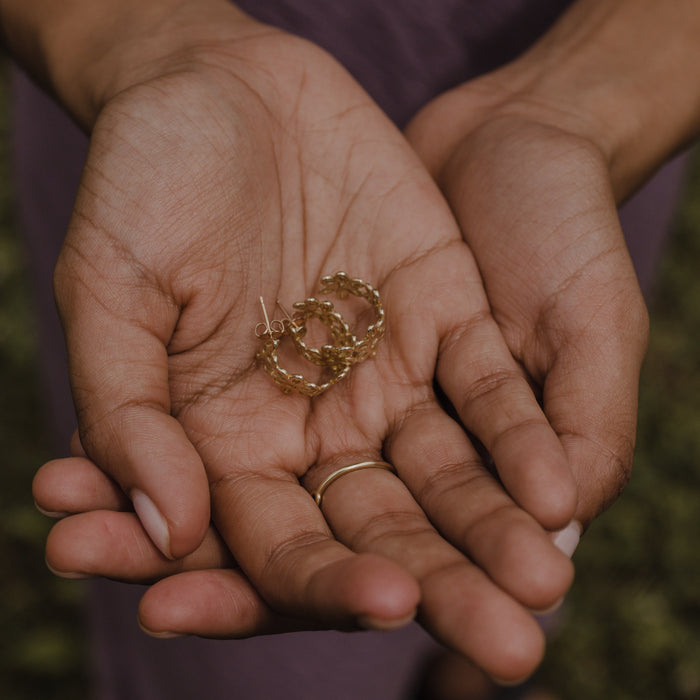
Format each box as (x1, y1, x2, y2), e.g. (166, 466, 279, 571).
(492, 676, 531, 688)
(532, 595, 565, 617)
(137, 617, 185, 639)
(46, 559, 90, 580)
(357, 611, 416, 631)
(551, 520, 582, 558)
(34, 502, 69, 519)
(132, 490, 173, 560)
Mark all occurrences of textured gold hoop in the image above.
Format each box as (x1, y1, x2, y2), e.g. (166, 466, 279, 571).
(292, 272, 385, 368)
(287, 297, 356, 370)
(257, 332, 352, 398)
(256, 272, 385, 397)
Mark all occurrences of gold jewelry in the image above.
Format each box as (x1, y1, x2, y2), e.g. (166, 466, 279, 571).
(254, 296, 286, 339)
(256, 273, 385, 397)
(310, 461, 395, 507)
(317, 271, 385, 365)
(287, 297, 356, 369)
(256, 302, 353, 396)
(290, 272, 385, 369)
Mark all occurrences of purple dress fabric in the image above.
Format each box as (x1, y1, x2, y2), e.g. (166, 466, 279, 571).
(10, 0, 688, 697)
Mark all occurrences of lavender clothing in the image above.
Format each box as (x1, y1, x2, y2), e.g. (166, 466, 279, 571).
(11, 0, 687, 697)
(235, 0, 573, 127)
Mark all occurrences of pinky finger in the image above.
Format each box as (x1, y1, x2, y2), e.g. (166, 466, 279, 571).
(34, 457, 130, 516)
(46, 511, 233, 582)
(139, 570, 304, 639)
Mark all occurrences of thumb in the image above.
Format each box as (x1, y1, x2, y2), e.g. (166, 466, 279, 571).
(54, 240, 210, 560)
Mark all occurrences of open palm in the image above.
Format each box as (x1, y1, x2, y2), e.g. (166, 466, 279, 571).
(38, 16, 575, 681)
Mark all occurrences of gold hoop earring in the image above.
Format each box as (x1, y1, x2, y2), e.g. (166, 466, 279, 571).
(256, 296, 355, 397)
(291, 272, 385, 369)
(256, 272, 385, 397)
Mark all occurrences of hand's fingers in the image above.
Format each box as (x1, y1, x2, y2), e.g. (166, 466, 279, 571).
(33, 457, 131, 516)
(421, 118, 648, 536)
(208, 465, 420, 630)
(54, 242, 210, 559)
(45, 511, 233, 581)
(394, 257, 577, 531)
(138, 570, 303, 639)
(386, 404, 574, 612)
(316, 463, 546, 682)
(436, 317, 576, 529)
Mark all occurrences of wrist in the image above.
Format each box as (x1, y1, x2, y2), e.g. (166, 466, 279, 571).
(0, 0, 257, 128)
(480, 0, 700, 200)
(409, 0, 700, 203)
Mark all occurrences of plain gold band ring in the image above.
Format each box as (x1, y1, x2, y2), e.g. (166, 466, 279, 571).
(311, 461, 395, 508)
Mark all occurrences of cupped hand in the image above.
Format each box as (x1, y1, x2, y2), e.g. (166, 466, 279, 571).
(406, 73, 650, 531)
(36, 444, 571, 681)
(42, 3, 576, 680)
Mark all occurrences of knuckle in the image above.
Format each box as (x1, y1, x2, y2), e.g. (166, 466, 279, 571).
(349, 509, 433, 555)
(457, 368, 523, 418)
(420, 558, 468, 592)
(578, 432, 636, 523)
(77, 397, 165, 456)
(439, 311, 491, 358)
(257, 530, 330, 603)
(605, 439, 635, 506)
(416, 461, 491, 515)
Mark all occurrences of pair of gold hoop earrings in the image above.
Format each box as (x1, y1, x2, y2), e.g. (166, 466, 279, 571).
(256, 272, 385, 397)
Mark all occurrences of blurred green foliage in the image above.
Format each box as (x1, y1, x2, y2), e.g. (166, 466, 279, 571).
(0, 66, 88, 699)
(541, 155, 700, 700)
(0, 64, 698, 699)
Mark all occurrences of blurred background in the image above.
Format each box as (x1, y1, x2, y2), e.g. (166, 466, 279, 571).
(0, 60, 698, 699)
(0, 64, 87, 698)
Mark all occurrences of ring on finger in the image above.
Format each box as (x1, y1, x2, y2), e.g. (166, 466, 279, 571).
(310, 461, 395, 508)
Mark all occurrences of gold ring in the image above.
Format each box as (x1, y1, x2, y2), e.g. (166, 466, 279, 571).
(310, 461, 395, 507)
